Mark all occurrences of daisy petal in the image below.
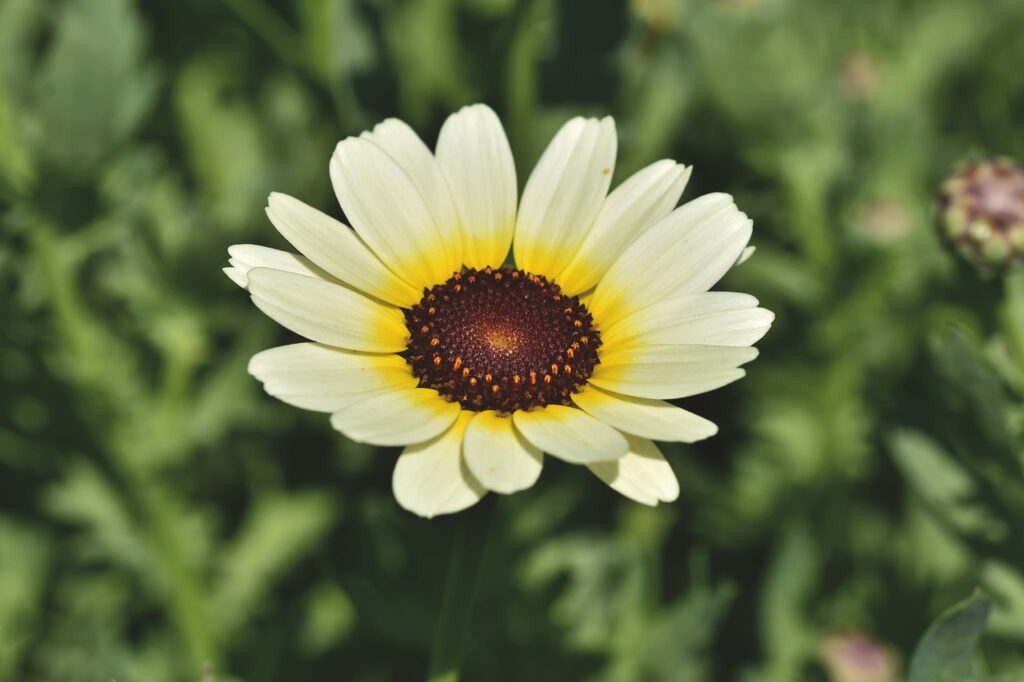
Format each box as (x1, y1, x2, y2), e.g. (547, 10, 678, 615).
(436, 104, 517, 269)
(330, 387, 460, 446)
(601, 292, 773, 348)
(248, 343, 417, 413)
(331, 137, 456, 290)
(588, 436, 679, 506)
(224, 244, 330, 289)
(392, 412, 486, 518)
(266, 193, 420, 307)
(590, 194, 753, 327)
(590, 344, 758, 400)
(572, 385, 717, 442)
(557, 160, 691, 295)
(512, 404, 627, 464)
(463, 411, 543, 494)
(513, 117, 617, 277)
(361, 118, 462, 268)
(247, 268, 408, 353)
(736, 245, 756, 265)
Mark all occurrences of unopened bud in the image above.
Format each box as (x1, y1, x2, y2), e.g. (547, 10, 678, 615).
(820, 632, 900, 682)
(839, 51, 881, 102)
(937, 158, 1024, 274)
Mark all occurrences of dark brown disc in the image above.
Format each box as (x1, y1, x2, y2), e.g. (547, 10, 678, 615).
(402, 267, 601, 414)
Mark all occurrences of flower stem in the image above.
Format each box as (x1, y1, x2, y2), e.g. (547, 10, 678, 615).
(426, 500, 495, 682)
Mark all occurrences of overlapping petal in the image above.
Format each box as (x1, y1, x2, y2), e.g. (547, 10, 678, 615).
(329, 387, 460, 446)
(572, 385, 717, 442)
(513, 117, 617, 277)
(590, 344, 757, 400)
(557, 160, 691, 296)
(599, 292, 773, 349)
(512, 404, 627, 464)
(589, 193, 752, 327)
(223, 244, 330, 289)
(463, 411, 543, 494)
(588, 436, 679, 506)
(248, 343, 417, 413)
(247, 268, 409, 353)
(331, 137, 458, 290)
(392, 413, 486, 518)
(361, 118, 463, 268)
(266, 192, 420, 307)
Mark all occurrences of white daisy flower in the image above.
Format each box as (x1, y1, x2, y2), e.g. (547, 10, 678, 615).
(226, 104, 772, 518)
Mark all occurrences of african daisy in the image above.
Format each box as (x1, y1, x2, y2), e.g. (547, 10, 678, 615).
(225, 104, 771, 517)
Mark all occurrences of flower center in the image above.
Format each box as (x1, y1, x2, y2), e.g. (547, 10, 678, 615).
(402, 267, 601, 414)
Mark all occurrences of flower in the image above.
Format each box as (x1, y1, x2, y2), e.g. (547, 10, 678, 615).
(225, 104, 771, 518)
(937, 157, 1024, 274)
(820, 632, 900, 682)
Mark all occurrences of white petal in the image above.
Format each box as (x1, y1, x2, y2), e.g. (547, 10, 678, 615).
(463, 411, 543, 494)
(513, 117, 617, 277)
(590, 344, 757, 399)
(265, 193, 420, 307)
(392, 412, 486, 518)
(224, 244, 329, 289)
(247, 268, 408, 352)
(589, 194, 753, 327)
(512, 404, 627, 464)
(361, 118, 463, 268)
(572, 385, 717, 442)
(588, 436, 679, 506)
(330, 387, 460, 446)
(331, 137, 457, 290)
(436, 104, 518, 269)
(247, 343, 416, 413)
(556, 160, 691, 295)
(600, 292, 773, 348)
(736, 245, 756, 265)
(224, 267, 248, 288)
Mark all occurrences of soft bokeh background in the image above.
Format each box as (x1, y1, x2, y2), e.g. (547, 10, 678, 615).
(3, 0, 1024, 680)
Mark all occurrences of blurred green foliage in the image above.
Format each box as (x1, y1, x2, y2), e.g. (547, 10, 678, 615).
(3, 0, 1024, 679)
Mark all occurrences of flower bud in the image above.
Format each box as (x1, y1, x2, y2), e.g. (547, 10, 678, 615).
(820, 632, 900, 682)
(937, 158, 1024, 274)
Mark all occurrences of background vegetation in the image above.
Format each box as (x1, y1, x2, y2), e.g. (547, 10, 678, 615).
(2, 0, 1024, 679)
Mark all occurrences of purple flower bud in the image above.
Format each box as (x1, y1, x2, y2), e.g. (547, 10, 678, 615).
(937, 158, 1024, 274)
(820, 632, 901, 682)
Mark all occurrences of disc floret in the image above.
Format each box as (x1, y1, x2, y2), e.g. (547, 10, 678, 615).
(403, 267, 601, 414)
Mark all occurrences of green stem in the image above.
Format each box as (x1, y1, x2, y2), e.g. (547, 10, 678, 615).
(426, 501, 495, 682)
(218, 0, 302, 68)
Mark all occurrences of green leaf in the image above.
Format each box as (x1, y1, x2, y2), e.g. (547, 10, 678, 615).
(930, 329, 1017, 457)
(212, 492, 337, 638)
(909, 592, 991, 682)
(297, 582, 357, 656)
(173, 56, 269, 230)
(0, 517, 51, 682)
(32, 0, 158, 173)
